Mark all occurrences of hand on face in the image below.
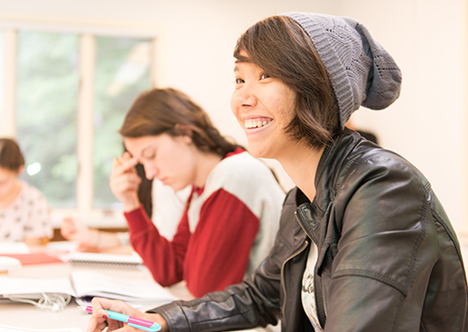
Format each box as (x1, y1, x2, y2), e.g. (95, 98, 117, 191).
(86, 297, 169, 332)
(109, 152, 141, 212)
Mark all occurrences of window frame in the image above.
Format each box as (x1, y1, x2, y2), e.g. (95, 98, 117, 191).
(0, 14, 163, 228)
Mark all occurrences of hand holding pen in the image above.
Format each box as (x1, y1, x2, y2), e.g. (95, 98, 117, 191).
(86, 297, 168, 332)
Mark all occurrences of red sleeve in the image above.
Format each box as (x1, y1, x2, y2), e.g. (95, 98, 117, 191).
(125, 205, 191, 287)
(183, 189, 259, 297)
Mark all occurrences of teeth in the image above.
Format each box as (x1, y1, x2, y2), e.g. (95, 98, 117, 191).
(245, 119, 272, 129)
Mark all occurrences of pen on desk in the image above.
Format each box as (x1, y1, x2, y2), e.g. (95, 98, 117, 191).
(85, 306, 161, 332)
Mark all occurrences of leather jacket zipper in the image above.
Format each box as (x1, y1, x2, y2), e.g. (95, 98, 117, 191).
(295, 208, 327, 328)
(281, 239, 309, 314)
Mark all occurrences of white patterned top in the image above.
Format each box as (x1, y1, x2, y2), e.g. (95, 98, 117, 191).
(0, 181, 52, 241)
(302, 242, 323, 331)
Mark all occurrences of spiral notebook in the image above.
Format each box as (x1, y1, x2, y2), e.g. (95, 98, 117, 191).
(63, 252, 143, 267)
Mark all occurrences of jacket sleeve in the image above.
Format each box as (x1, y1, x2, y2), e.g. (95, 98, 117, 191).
(126, 205, 190, 287)
(319, 156, 440, 332)
(146, 189, 299, 332)
(147, 248, 283, 332)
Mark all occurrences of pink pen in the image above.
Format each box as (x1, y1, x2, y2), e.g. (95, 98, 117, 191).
(86, 306, 161, 331)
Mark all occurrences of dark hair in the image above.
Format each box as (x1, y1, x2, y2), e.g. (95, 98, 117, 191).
(234, 15, 342, 149)
(119, 88, 237, 157)
(0, 138, 25, 172)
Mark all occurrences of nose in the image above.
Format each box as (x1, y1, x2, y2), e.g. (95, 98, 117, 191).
(143, 162, 158, 180)
(231, 85, 257, 111)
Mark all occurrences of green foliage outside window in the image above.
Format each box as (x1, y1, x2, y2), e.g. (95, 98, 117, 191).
(17, 31, 79, 208)
(15, 30, 151, 209)
(93, 36, 151, 209)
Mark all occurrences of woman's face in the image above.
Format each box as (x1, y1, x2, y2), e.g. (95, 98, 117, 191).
(0, 167, 19, 198)
(124, 133, 197, 191)
(231, 55, 297, 160)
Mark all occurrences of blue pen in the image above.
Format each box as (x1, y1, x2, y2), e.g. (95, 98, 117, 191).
(86, 306, 161, 331)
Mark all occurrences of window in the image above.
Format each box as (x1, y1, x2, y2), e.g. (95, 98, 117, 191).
(0, 17, 159, 219)
(93, 36, 152, 209)
(16, 31, 79, 208)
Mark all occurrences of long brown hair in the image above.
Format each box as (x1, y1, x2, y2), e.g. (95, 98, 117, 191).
(120, 88, 237, 157)
(0, 138, 25, 172)
(234, 16, 342, 149)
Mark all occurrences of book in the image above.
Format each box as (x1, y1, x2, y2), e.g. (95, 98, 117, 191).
(0, 270, 178, 305)
(0, 253, 64, 266)
(63, 252, 143, 267)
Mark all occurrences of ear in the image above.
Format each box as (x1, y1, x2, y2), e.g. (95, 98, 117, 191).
(17, 165, 25, 176)
(174, 124, 193, 144)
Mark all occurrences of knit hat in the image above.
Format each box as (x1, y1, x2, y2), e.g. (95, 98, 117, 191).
(282, 12, 402, 127)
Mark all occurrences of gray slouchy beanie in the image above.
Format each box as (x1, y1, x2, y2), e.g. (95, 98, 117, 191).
(282, 12, 402, 127)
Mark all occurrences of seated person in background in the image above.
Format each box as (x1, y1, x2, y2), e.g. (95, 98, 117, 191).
(0, 138, 52, 245)
(61, 176, 191, 253)
(106, 88, 284, 298)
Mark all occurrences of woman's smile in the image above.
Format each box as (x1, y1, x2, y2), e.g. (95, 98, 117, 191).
(244, 117, 273, 130)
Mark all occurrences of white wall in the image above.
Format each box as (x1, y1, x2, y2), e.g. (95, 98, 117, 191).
(336, 0, 468, 240)
(1, 0, 467, 240)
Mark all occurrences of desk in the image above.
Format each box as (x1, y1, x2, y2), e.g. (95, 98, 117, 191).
(0, 253, 279, 332)
(0, 261, 190, 331)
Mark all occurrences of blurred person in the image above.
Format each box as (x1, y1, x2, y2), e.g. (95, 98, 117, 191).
(0, 138, 52, 245)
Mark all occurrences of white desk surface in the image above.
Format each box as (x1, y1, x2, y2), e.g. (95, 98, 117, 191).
(0, 248, 279, 332)
(0, 258, 192, 331)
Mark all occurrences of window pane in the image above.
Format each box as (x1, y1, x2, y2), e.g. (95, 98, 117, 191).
(16, 30, 79, 208)
(93, 37, 152, 210)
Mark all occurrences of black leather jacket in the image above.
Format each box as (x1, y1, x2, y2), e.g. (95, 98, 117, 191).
(150, 131, 468, 332)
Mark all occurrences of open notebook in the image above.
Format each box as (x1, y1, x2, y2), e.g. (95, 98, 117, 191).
(0, 270, 177, 306)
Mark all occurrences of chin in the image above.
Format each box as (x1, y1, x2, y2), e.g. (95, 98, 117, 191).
(246, 144, 270, 159)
